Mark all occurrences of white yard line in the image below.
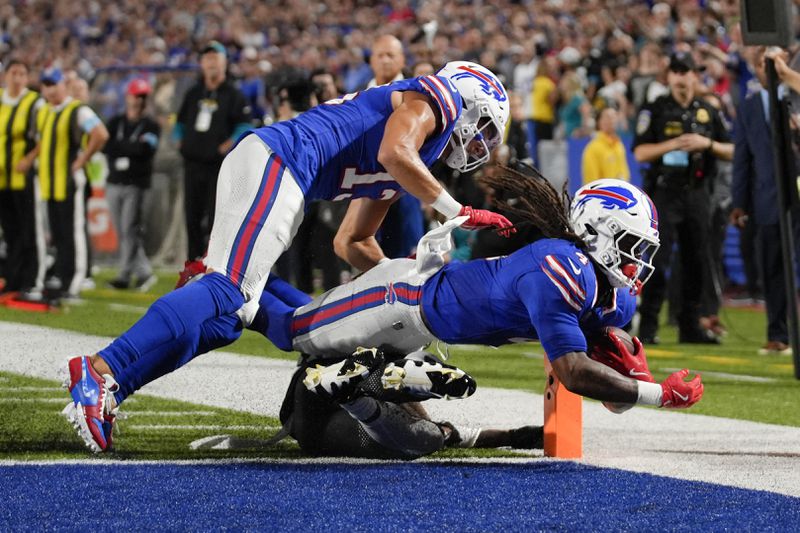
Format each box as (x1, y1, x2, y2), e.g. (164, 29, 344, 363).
(0, 386, 65, 392)
(107, 303, 149, 314)
(1, 321, 800, 497)
(659, 368, 776, 383)
(128, 425, 281, 431)
(0, 398, 71, 403)
(122, 411, 218, 417)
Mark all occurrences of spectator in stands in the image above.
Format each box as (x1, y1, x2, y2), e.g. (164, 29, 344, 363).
(633, 52, 733, 345)
(558, 71, 593, 139)
(174, 41, 250, 261)
(411, 61, 435, 78)
(505, 92, 531, 165)
(529, 57, 558, 166)
(37, 67, 109, 303)
(581, 106, 630, 184)
(0, 59, 45, 300)
(367, 35, 405, 88)
(731, 48, 799, 356)
(310, 69, 340, 103)
(104, 79, 161, 292)
(628, 42, 668, 111)
(237, 46, 269, 126)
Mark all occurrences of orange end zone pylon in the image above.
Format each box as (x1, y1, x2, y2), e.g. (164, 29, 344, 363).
(543, 357, 582, 458)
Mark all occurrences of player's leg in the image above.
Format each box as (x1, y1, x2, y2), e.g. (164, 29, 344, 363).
(110, 313, 244, 405)
(291, 259, 435, 358)
(65, 136, 305, 451)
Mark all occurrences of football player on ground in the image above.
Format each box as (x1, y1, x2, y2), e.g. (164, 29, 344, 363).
(276, 347, 543, 459)
(62, 61, 515, 452)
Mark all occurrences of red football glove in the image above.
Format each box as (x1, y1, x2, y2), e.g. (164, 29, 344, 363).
(175, 259, 207, 289)
(592, 331, 655, 383)
(660, 369, 704, 408)
(458, 205, 515, 237)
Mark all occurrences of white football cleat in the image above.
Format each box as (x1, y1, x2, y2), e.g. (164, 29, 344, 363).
(381, 351, 476, 400)
(303, 347, 383, 402)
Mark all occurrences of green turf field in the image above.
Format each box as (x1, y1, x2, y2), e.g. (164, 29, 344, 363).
(1, 266, 799, 464)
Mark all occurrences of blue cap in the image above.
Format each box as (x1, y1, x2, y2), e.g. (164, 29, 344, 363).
(201, 41, 227, 57)
(40, 67, 63, 84)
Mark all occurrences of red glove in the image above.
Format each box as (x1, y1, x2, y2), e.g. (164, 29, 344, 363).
(175, 259, 207, 289)
(592, 331, 655, 383)
(660, 369, 704, 408)
(459, 205, 515, 237)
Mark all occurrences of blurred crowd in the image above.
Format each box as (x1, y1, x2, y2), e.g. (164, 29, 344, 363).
(1, 0, 799, 352)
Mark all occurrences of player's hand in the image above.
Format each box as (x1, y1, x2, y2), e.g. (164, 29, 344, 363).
(660, 369, 703, 408)
(603, 332, 655, 382)
(458, 205, 515, 237)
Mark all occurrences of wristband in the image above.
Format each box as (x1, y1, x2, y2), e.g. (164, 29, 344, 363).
(430, 189, 463, 219)
(636, 381, 663, 406)
(378, 257, 391, 265)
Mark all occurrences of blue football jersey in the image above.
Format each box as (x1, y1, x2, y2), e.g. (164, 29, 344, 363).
(247, 76, 462, 203)
(420, 239, 634, 360)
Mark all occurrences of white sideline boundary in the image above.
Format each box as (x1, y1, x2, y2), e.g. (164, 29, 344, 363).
(1, 321, 800, 497)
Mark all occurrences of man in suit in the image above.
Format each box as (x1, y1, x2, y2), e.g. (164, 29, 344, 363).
(731, 47, 799, 356)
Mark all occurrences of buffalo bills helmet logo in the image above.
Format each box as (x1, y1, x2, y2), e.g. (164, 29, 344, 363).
(452, 66, 507, 102)
(575, 186, 639, 212)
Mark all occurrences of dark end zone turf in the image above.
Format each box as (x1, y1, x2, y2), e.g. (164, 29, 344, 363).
(2, 462, 798, 530)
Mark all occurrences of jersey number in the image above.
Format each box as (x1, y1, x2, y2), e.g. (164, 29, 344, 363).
(333, 167, 399, 201)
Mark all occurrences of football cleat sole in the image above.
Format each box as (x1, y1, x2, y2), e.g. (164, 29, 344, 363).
(61, 401, 103, 453)
(381, 358, 476, 400)
(303, 359, 370, 402)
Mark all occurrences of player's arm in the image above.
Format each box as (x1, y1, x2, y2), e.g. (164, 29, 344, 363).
(333, 196, 397, 271)
(378, 92, 455, 212)
(378, 92, 513, 234)
(550, 351, 639, 403)
(551, 348, 703, 409)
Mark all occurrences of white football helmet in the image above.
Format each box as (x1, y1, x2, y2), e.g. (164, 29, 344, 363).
(569, 179, 660, 294)
(436, 61, 509, 173)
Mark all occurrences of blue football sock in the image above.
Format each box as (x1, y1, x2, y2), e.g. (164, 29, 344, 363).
(101, 272, 244, 377)
(249, 289, 297, 351)
(112, 313, 243, 404)
(265, 274, 313, 307)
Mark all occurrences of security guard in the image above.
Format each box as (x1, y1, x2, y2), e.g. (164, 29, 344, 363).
(633, 52, 733, 344)
(0, 59, 44, 297)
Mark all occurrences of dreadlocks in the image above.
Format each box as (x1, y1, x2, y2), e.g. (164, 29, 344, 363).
(478, 164, 586, 247)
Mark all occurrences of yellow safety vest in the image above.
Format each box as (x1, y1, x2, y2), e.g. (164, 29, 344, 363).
(0, 88, 39, 191)
(37, 99, 83, 201)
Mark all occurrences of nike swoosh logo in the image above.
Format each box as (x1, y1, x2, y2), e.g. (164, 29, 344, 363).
(674, 391, 689, 402)
(566, 258, 581, 275)
(629, 369, 650, 377)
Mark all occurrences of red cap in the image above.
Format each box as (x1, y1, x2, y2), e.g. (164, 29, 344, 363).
(127, 78, 152, 96)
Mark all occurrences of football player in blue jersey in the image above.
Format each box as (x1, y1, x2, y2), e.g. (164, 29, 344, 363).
(268, 172, 704, 415)
(62, 168, 704, 453)
(62, 61, 517, 452)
